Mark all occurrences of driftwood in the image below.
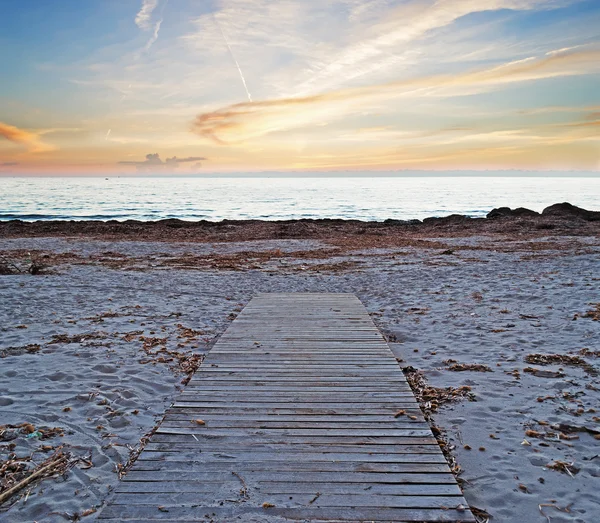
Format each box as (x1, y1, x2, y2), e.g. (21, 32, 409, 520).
(0, 451, 68, 506)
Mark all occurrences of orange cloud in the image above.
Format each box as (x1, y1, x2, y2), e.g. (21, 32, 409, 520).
(192, 46, 600, 144)
(0, 121, 55, 153)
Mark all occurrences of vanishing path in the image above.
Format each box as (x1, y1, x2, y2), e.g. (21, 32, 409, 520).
(99, 293, 473, 522)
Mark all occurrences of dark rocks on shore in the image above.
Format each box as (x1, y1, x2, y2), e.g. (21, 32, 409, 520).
(541, 202, 600, 221)
(487, 207, 539, 219)
(384, 219, 422, 225)
(0, 202, 598, 242)
(422, 214, 475, 226)
(487, 202, 599, 222)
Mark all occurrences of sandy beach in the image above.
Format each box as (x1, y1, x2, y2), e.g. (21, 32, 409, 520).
(1, 205, 599, 522)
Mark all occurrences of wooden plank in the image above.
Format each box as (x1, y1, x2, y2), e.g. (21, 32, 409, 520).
(115, 481, 463, 496)
(99, 293, 473, 522)
(100, 505, 472, 521)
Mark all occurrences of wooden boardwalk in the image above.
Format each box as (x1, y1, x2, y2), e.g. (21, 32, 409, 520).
(99, 293, 474, 522)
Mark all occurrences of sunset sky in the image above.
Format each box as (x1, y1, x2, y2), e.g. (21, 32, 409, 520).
(1, 0, 599, 174)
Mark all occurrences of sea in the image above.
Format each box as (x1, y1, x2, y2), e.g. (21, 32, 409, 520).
(1, 175, 598, 222)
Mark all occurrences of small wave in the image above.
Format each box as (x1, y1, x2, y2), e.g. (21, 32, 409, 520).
(0, 213, 134, 221)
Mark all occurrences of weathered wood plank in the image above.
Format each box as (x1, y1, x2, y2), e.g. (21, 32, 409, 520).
(99, 293, 473, 522)
(100, 505, 473, 522)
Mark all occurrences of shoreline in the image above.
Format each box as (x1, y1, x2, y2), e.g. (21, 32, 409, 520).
(1, 202, 599, 244)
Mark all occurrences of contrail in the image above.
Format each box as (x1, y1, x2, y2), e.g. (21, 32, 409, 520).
(105, 129, 111, 139)
(213, 15, 252, 102)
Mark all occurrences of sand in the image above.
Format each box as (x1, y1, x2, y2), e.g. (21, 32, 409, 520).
(1, 216, 599, 522)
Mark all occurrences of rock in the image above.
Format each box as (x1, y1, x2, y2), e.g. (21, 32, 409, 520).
(487, 207, 512, 219)
(512, 207, 540, 217)
(422, 214, 471, 226)
(487, 207, 539, 219)
(541, 202, 600, 221)
(383, 219, 422, 225)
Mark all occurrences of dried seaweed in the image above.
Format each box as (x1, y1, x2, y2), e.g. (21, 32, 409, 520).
(117, 418, 164, 479)
(0, 344, 41, 358)
(523, 367, 564, 378)
(581, 303, 600, 321)
(525, 353, 597, 375)
(48, 332, 109, 344)
(403, 366, 476, 412)
(402, 366, 476, 479)
(444, 361, 493, 372)
(546, 460, 579, 477)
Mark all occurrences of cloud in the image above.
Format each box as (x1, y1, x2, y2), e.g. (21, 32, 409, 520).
(135, 0, 158, 30)
(291, 0, 570, 95)
(144, 18, 163, 50)
(1, 162, 19, 166)
(0, 122, 55, 153)
(192, 45, 600, 144)
(118, 153, 207, 172)
(135, 0, 167, 51)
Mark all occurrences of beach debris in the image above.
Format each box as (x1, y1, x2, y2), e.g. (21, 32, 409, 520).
(231, 471, 249, 500)
(539, 503, 571, 523)
(401, 366, 470, 476)
(579, 347, 600, 358)
(0, 344, 41, 358)
(122, 330, 144, 342)
(308, 492, 321, 504)
(402, 367, 475, 413)
(581, 303, 600, 321)
(525, 353, 597, 375)
(0, 447, 76, 507)
(394, 410, 406, 417)
(138, 335, 205, 384)
(536, 395, 555, 402)
(444, 361, 493, 372)
(0, 252, 47, 275)
(523, 367, 564, 378)
(407, 307, 430, 315)
(192, 419, 206, 426)
(117, 417, 164, 479)
(84, 311, 121, 323)
(262, 502, 275, 508)
(470, 506, 491, 523)
(0, 423, 64, 441)
(518, 483, 529, 493)
(550, 422, 600, 438)
(176, 324, 205, 340)
(525, 429, 543, 438)
(545, 460, 579, 477)
(49, 332, 109, 345)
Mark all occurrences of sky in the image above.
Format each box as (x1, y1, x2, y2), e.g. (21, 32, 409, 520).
(0, 0, 599, 174)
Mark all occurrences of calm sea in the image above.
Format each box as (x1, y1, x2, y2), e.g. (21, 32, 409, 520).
(0, 175, 598, 222)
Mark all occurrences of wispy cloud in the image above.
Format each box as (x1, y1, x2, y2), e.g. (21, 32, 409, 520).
(135, 0, 167, 51)
(192, 45, 600, 144)
(144, 18, 163, 51)
(290, 0, 571, 95)
(135, 0, 158, 30)
(0, 122, 55, 153)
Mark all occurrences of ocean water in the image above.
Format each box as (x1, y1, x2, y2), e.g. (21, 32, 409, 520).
(0, 175, 598, 222)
